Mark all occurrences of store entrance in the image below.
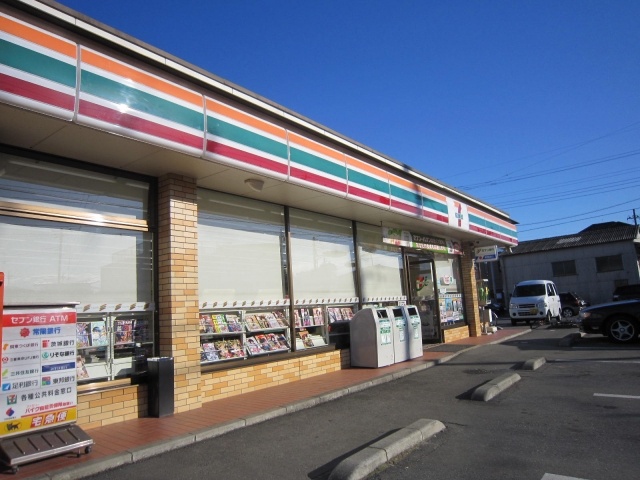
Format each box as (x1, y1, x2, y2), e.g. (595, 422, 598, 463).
(405, 251, 441, 343)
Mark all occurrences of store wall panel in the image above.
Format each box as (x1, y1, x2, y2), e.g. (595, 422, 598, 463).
(0, 12, 76, 119)
(204, 97, 288, 179)
(345, 154, 390, 209)
(388, 173, 423, 217)
(288, 131, 348, 196)
(77, 47, 205, 156)
(468, 205, 518, 244)
(419, 185, 449, 224)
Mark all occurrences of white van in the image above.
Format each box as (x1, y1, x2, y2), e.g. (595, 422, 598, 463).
(509, 280, 562, 326)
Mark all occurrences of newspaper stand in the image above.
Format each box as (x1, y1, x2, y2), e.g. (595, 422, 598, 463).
(401, 305, 424, 359)
(0, 297, 93, 474)
(350, 307, 394, 368)
(387, 306, 409, 362)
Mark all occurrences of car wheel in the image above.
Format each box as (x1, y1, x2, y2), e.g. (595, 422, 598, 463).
(606, 317, 639, 343)
(561, 307, 574, 318)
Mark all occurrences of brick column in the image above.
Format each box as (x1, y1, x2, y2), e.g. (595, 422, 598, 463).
(157, 174, 202, 412)
(461, 243, 482, 337)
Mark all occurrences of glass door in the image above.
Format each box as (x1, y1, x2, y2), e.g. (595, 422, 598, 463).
(406, 252, 441, 343)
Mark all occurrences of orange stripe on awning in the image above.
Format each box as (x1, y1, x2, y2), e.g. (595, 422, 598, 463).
(345, 154, 389, 180)
(81, 48, 202, 107)
(289, 132, 345, 163)
(418, 185, 447, 203)
(1, 14, 76, 58)
(206, 98, 285, 139)
(468, 205, 516, 230)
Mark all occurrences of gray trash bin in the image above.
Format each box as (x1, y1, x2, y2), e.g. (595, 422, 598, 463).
(147, 357, 174, 417)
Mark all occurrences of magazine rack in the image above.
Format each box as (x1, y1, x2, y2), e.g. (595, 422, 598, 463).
(199, 308, 292, 364)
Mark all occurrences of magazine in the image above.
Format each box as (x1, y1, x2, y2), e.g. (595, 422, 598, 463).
(341, 307, 354, 320)
(76, 355, 90, 380)
(91, 321, 109, 346)
(293, 309, 302, 328)
(226, 339, 244, 358)
(274, 333, 290, 349)
(133, 318, 150, 342)
(213, 314, 229, 333)
(76, 323, 91, 349)
(245, 336, 263, 356)
(245, 314, 262, 332)
(296, 329, 314, 349)
(300, 309, 312, 326)
(199, 314, 215, 334)
(253, 334, 272, 352)
(265, 333, 288, 351)
(264, 312, 281, 329)
(114, 319, 133, 344)
(312, 307, 324, 325)
(202, 342, 220, 362)
(226, 314, 243, 332)
(273, 310, 288, 327)
(256, 315, 270, 329)
(331, 307, 343, 322)
(214, 339, 244, 359)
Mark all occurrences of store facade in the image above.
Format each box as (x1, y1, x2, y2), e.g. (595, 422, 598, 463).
(0, 1, 518, 429)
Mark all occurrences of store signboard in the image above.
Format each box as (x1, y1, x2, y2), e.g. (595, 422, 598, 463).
(0, 305, 78, 437)
(474, 245, 498, 262)
(382, 227, 462, 255)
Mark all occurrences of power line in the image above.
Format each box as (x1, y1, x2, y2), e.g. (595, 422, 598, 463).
(518, 196, 640, 228)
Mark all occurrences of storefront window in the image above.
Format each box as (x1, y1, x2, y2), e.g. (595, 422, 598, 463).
(0, 217, 152, 303)
(0, 153, 149, 220)
(289, 209, 356, 299)
(198, 190, 286, 302)
(434, 253, 466, 328)
(356, 222, 403, 299)
(0, 150, 154, 384)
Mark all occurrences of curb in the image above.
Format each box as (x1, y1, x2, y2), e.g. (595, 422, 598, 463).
(559, 332, 583, 347)
(470, 372, 521, 402)
(328, 419, 446, 480)
(522, 357, 546, 371)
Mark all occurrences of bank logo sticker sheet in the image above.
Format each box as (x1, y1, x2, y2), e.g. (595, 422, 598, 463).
(0, 307, 78, 437)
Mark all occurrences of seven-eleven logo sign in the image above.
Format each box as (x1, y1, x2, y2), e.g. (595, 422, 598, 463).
(447, 199, 469, 230)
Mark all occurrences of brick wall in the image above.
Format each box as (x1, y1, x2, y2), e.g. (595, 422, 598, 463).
(201, 350, 343, 401)
(77, 385, 146, 429)
(157, 174, 202, 413)
(461, 243, 482, 337)
(443, 326, 470, 343)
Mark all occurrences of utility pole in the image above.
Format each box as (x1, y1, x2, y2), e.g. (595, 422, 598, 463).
(628, 209, 639, 226)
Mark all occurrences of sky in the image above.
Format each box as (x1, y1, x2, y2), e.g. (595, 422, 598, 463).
(57, 0, 640, 242)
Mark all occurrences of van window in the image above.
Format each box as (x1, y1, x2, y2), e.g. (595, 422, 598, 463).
(513, 284, 546, 297)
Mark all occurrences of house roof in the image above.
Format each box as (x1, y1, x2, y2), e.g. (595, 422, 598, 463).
(506, 222, 640, 255)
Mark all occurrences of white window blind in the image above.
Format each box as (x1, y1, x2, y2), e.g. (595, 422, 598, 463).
(198, 190, 285, 302)
(289, 209, 356, 299)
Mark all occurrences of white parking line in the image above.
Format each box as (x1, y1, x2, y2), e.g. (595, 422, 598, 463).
(542, 473, 590, 480)
(553, 359, 640, 363)
(594, 393, 640, 399)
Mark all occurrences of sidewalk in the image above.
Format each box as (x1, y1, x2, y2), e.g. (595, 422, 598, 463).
(10, 327, 530, 480)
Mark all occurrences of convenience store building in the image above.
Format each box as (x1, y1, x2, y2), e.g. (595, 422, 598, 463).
(0, 0, 518, 429)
